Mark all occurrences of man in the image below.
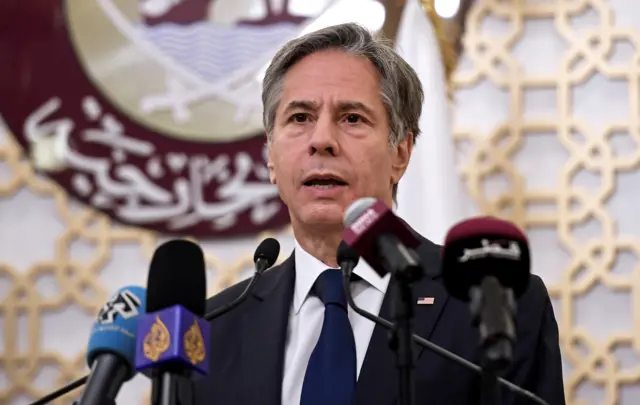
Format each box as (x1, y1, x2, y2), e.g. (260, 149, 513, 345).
(194, 23, 565, 405)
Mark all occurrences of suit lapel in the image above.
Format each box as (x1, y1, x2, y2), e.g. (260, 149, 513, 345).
(411, 242, 449, 361)
(238, 254, 295, 405)
(354, 240, 449, 405)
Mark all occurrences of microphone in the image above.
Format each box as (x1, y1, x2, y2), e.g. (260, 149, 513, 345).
(27, 238, 281, 405)
(76, 286, 147, 405)
(342, 197, 422, 281)
(135, 239, 210, 405)
(336, 242, 548, 405)
(342, 198, 424, 405)
(204, 237, 280, 320)
(442, 216, 530, 302)
(442, 216, 530, 364)
(441, 217, 531, 405)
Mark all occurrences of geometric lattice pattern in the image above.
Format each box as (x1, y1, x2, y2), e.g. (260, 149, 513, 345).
(1, 1, 640, 405)
(453, 0, 640, 404)
(0, 127, 293, 404)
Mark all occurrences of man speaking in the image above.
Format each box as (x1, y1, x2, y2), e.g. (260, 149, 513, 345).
(193, 22, 565, 405)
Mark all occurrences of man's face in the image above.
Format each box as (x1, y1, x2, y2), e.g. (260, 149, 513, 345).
(267, 49, 413, 231)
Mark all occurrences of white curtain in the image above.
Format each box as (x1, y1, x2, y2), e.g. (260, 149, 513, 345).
(393, 0, 470, 245)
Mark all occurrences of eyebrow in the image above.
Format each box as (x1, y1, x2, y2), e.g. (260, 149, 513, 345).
(282, 100, 318, 116)
(336, 101, 375, 117)
(281, 100, 376, 117)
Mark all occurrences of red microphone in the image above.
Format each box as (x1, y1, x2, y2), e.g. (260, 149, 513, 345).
(441, 216, 531, 302)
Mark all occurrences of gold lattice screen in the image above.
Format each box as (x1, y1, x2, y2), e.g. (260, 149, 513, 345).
(452, 0, 640, 404)
(0, 122, 295, 404)
(1, 0, 640, 404)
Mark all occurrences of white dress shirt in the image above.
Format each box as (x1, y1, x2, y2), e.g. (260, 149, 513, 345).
(281, 240, 391, 405)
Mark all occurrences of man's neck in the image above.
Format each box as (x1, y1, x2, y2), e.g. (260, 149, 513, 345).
(293, 226, 342, 268)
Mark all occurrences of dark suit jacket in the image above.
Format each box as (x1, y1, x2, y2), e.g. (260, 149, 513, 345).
(193, 234, 565, 405)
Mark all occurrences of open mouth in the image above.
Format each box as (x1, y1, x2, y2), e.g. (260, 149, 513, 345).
(303, 175, 348, 189)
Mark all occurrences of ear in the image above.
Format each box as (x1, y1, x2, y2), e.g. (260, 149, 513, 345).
(267, 140, 277, 185)
(390, 133, 414, 185)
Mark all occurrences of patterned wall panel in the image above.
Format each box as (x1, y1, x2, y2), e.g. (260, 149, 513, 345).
(0, 120, 295, 404)
(452, 0, 640, 404)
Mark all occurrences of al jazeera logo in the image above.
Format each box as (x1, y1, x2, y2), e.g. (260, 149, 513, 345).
(0, 0, 329, 237)
(184, 320, 206, 365)
(143, 315, 206, 365)
(143, 316, 171, 362)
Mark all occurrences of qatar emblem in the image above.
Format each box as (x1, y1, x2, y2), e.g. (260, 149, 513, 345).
(0, 0, 334, 237)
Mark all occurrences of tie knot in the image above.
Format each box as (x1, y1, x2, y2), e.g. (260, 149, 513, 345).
(314, 269, 346, 308)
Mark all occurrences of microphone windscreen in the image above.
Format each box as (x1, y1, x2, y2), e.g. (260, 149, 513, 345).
(146, 239, 206, 316)
(87, 285, 146, 379)
(254, 238, 280, 267)
(442, 217, 531, 301)
(344, 197, 377, 227)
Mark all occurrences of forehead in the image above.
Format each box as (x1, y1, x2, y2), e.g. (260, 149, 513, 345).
(279, 49, 383, 109)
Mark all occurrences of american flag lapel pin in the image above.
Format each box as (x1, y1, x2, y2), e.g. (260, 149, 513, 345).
(417, 297, 435, 305)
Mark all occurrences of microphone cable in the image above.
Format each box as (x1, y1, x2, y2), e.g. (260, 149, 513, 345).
(204, 237, 279, 320)
(29, 376, 88, 405)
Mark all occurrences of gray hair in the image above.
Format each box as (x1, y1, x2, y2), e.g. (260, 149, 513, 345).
(261, 22, 424, 200)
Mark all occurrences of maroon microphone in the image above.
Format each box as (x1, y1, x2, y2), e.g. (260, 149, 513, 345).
(442, 216, 531, 302)
(342, 197, 421, 278)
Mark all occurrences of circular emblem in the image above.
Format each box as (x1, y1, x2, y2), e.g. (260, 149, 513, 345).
(0, 0, 327, 237)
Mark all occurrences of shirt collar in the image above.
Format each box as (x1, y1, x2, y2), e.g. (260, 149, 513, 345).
(293, 239, 389, 314)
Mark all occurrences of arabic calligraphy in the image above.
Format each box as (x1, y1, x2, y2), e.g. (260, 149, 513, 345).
(458, 239, 522, 263)
(23, 96, 281, 231)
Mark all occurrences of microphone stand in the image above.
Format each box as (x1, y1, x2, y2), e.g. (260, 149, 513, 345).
(72, 400, 116, 405)
(29, 376, 88, 405)
(151, 371, 194, 405)
(389, 278, 414, 405)
(470, 276, 517, 405)
(367, 236, 425, 405)
(339, 262, 548, 405)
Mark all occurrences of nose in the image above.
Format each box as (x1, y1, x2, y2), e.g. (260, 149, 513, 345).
(308, 115, 340, 156)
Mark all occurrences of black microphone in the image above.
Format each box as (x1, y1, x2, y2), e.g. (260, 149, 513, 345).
(204, 237, 280, 320)
(135, 239, 208, 405)
(26, 238, 281, 405)
(336, 242, 548, 405)
(442, 217, 531, 405)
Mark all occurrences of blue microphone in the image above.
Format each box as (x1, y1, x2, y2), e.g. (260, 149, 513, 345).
(76, 286, 147, 405)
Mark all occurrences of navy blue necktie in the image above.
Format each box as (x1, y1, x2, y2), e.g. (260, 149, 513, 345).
(300, 269, 357, 405)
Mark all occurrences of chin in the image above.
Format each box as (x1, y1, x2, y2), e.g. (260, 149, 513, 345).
(296, 203, 346, 230)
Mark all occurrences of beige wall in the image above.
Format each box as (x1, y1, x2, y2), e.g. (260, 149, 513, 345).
(453, 0, 640, 403)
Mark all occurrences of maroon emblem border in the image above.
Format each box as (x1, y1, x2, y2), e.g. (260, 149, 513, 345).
(0, 0, 293, 238)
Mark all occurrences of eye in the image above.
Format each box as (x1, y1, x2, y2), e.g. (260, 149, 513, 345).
(289, 113, 308, 123)
(345, 114, 363, 124)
